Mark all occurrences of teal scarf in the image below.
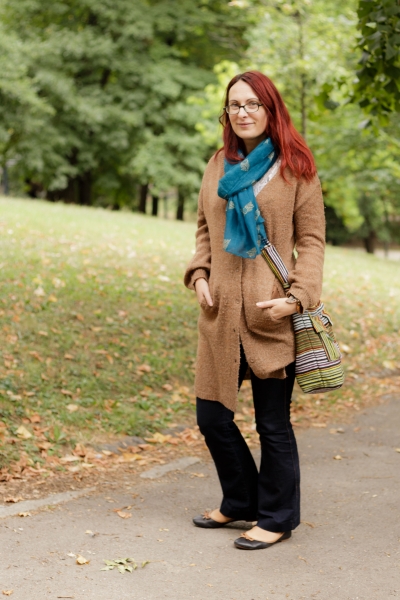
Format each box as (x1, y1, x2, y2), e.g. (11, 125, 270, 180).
(218, 138, 277, 259)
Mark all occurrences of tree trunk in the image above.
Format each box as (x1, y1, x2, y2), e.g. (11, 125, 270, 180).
(176, 188, 185, 221)
(363, 230, 377, 254)
(2, 165, 9, 195)
(151, 195, 159, 217)
(138, 184, 148, 213)
(296, 11, 307, 139)
(78, 171, 92, 205)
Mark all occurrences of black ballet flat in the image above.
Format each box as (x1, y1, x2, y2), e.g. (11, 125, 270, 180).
(234, 530, 291, 550)
(193, 511, 239, 529)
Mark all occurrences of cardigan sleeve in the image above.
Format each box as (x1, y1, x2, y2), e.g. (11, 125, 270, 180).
(287, 175, 325, 309)
(184, 179, 212, 290)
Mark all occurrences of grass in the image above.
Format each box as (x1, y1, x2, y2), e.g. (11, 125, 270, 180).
(0, 196, 399, 469)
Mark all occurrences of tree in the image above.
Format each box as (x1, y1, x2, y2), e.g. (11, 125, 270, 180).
(1, 0, 248, 209)
(353, 0, 400, 124)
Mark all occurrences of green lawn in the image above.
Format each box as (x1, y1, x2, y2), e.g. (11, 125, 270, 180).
(0, 197, 399, 468)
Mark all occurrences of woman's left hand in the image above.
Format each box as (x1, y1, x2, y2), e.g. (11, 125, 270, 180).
(256, 298, 297, 320)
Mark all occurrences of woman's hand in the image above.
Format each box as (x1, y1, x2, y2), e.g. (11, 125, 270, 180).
(256, 297, 297, 320)
(195, 278, 213, 307)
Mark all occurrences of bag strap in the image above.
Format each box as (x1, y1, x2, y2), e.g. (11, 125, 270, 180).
(260, 236, 291, 294)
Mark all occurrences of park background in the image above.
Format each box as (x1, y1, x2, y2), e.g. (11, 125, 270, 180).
(0, 0, 399, 478)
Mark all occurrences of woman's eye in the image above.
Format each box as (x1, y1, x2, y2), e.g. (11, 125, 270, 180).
(248, 102, 258, 108)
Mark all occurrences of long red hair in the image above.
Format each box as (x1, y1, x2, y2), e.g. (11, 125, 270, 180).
(218, 71, 316, 181)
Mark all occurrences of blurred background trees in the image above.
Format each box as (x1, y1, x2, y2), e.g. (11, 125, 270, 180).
(0, 0, 399, 251)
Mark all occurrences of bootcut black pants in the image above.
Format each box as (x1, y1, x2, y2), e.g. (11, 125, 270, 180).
(196, 345, 300, 532)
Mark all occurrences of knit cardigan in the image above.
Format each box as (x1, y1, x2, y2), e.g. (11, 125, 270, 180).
(184, 151, 325, 412)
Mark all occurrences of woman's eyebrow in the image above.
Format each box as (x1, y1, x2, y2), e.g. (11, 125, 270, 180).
(228, 97, 259, 103)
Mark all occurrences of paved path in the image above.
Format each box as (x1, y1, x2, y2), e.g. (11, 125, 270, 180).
(1, 397, 399, 600)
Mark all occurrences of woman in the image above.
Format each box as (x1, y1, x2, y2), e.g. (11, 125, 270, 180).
(184, 71, 325, 550)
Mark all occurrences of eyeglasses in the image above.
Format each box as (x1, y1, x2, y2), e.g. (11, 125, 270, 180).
(224, 101, 264, 115)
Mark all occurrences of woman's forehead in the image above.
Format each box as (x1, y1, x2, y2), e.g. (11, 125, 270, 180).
(228, 80, 258, 101)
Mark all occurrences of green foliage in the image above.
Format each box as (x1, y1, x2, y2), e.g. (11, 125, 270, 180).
(0, 0, 248, 206)
(353, 0, 400, 123)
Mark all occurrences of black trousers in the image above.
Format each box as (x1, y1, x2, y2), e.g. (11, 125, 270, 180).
(196, 345, 300, 532)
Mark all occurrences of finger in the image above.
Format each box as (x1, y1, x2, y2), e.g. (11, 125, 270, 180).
(256, 300, 275, 308)
(204, 289, 213, 306)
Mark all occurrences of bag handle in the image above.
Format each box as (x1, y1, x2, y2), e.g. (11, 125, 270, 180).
(260, 237, 291, 293)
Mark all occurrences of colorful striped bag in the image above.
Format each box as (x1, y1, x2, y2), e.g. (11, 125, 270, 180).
(260, 239, 344, 394)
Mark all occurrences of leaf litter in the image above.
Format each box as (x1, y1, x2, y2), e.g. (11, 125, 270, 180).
(101, 558, 149, 573)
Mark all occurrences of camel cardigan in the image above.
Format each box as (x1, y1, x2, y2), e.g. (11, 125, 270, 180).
(184, 152, 325, 412)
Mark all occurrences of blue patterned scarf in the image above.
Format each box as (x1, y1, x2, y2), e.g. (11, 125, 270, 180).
(217, 138, 277, 259)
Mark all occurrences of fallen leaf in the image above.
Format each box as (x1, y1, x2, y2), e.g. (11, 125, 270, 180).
(162, 384, 173, 391)
(18, 512, 31, 517)
(64, 354, 74, 360)
(333, 455, 343, 460)
(311, 423, 327, 428)
(301, 521, 315, 528)
(144, 432, 171, 444)
(190, 472, 205, 478)
(76, 555, 89, 565)
(67, 552, 76, 557)
(61, 389, 73, 396)
(66, 404, 79, 413)
(16, 425, 32, 440)
(48, 294, 58, 303)
(60, 455, 81, 463)
(4, 496, 23, 503)
(395, 448, 400, 453)
(29, 414, 41, 423)
(137, 364, 151, 373)
(34, 286, 46, 297)
(38, 330, 48, 337)
(101, 558, 138, 572)
(341, 344, 351, 354)
(2, 591, 13, 596)
(116, 510, 132, 519)
(382, 360, 396, 370)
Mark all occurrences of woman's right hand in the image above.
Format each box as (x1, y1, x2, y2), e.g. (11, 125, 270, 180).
(194, 278, 213, 307)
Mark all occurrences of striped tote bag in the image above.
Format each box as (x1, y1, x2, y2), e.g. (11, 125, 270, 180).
(260, 240, 344, 394)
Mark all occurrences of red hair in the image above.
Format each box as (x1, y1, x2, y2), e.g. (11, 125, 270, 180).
(218, 71, 316, 182)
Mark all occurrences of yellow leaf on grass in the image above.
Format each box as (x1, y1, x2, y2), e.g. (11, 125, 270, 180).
(341, 344, 351, 354)
(34, 286, 46, 297)
(162, 384, 173, 392)
(66, 404, 79, 413)
(64, 354, 74, 360)
(76, 555, 90, 565)
(48, 294, 58, 303)
(61, 389, 73, 396)
(16, 425, 32, 439)
(383, 360, 396, 371)
(138, 364, 151, 373)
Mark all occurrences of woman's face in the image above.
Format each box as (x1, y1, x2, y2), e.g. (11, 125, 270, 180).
(227, 80, 268, 153)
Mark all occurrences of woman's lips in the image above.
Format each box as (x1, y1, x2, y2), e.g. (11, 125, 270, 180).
(237, 122, 254, 128)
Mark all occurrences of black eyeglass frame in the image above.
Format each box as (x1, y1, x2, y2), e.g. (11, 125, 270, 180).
(224, 102, 264, 115)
